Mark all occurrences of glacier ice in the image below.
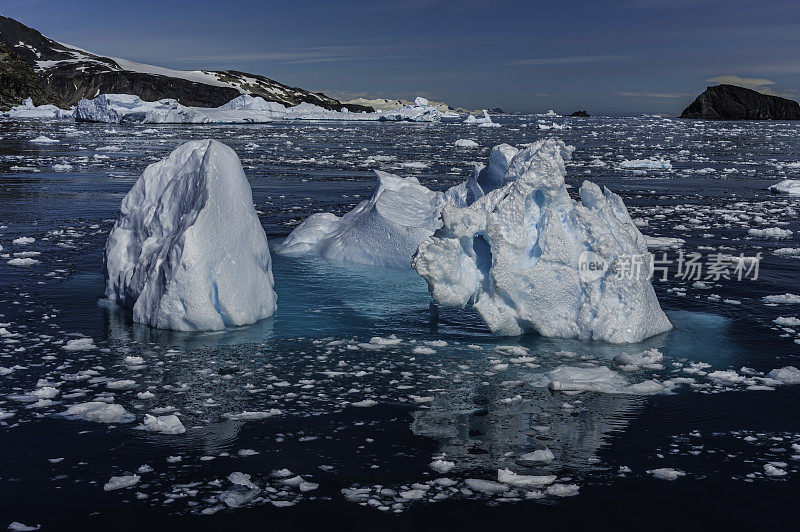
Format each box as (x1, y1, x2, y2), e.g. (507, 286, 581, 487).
(104, 139, 277, 331)
(276, 143, 549, 268)
(4, 98, 72, 120)
(412, 138, 672, 343)
(769, 179, 800, 195)
(275, 171, 449, 268)
(73, 93, 440, 124)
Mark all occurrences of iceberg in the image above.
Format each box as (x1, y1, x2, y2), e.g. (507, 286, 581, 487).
(74, 93, 440, 124)
(275, 171, 449, 268)
(276, 144, 533, 268)
(74, 94, 277, 124)
(465, 109, 499, 127)
(412, 138, 672, 343)
(5, 98, 72, 120)
(769, 179, 800, 195)
(104, 139, 277, 331)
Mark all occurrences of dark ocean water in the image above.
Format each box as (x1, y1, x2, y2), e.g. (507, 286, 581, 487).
(0, 115, 798, 530)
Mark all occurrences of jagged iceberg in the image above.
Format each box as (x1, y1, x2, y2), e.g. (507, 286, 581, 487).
(276, 143, 533, 268)
(275, 171, 449, 268)
(4, 98, 72, 119)
(104, 139, 277, 331)
(464, 110, 499, 127)
(412, 138, 672, 343)
(74, 93, 440, 124)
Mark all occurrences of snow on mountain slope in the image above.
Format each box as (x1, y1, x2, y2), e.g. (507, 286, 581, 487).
(0, 15, 371, 111)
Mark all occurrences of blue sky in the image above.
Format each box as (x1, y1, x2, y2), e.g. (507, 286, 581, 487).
(4, 0, 800, 114)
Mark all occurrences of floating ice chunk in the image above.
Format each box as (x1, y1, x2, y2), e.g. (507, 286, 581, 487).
(454, 139, 479, 148)
(519, 449, 554, 463)
(104, 140, 276, 331)
(547, 365, 629, 393)
(224, 409, 282, 420)
(497, 469, 556, 487)
(764, 463, 787, 477)
(769, 179, 800, 195)
(7, 522, 41, 531)
(6, 258, 39, 266)
(619, 157, 672, 170)
(104, 474, 140, 491)
(412, 139, 672, 343)
(614, 348, 664, 370)
(29, 135, 59, 144)
(228, 472, 259, 490)
(138, 414, 186, 434)
(62, 338, 96, 351)
(429, 459, 455, 473)
(12, 237, 34, 245)
(763, 294, 800, 304)
(648, 468, 685, 480)
(767, 366, 800, 384)
(63, 402, 134, 423)
(465, 110, 498, 127)
(5, 98, 72, 120)
(748, 227, 793, 239)
(464, 478, 509, 495)
(545, 483, 579, 496)
(646, 236, 685, 249)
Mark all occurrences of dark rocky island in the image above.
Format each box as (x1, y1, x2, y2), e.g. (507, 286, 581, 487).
(680, 84, 800, 120)
(0, 15, 372, 112)
(569, 110, 590, 117)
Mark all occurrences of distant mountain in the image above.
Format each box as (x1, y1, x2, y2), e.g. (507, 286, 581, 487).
(680, 84, 800, 120)
(0, 15, 372, 112)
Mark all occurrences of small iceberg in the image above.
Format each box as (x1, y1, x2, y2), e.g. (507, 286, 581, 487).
(769, 179, 800, 195)
(5, 98, 72, 120)
(412, 138, 672, 343)
(104, 139, 277, 331)
(465, 109, 500, 127)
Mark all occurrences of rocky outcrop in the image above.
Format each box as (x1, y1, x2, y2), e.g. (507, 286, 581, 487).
(0, 15, 371, 112)
(680, 84, 800, 120)
(569, 110, 590, 117)
(0, 41, 64, 110)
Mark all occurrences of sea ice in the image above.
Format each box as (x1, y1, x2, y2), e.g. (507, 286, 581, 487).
(647, 468, 686, 480)
(104, 139, 277, 331)
(412, 138, 672, 342)
(619, 157, 672, 170)
(104, 474, 141, 491)
(769, 179, 800, 195)
(138, 414, 186, 434)
(63, 402, 134, 423)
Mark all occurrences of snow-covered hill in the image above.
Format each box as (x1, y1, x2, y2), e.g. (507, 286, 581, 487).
(0, 15, 372, 111)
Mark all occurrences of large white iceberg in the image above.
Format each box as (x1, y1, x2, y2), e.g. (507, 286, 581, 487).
(74, 93, 440, 124)
(104, 139, 277, 331)
(411, 138, 672, 343)
(276, 144, 532, 268)
(5, 98, 72, 120)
